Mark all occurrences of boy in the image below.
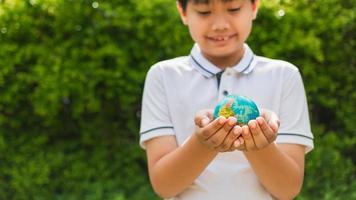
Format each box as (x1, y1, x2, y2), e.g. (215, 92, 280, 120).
(139, 0, 314, 199)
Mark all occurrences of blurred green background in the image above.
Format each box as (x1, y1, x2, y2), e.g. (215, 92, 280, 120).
(0, 0, 355, 199)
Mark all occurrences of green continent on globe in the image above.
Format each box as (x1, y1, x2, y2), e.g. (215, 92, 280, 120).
(218, 106, 235, 118)
(213, 95, 260, 125)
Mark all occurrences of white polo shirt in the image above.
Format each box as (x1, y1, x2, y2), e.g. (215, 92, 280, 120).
(140, 43, 314, 200)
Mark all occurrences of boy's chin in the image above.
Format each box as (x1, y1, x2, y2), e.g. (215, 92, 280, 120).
(206, 49, 240, 58)
(205, 43, 243, 53)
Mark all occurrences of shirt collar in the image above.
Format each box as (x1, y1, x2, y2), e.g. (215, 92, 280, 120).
(189, 43, 255, 78)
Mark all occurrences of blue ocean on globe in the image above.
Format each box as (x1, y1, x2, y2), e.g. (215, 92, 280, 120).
(213, 95, 260, 125)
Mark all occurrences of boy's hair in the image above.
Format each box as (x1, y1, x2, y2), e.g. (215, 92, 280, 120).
(178, 0, 256, 11)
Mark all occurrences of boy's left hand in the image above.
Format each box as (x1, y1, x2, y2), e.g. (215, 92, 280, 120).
(237, 109, 280, 151)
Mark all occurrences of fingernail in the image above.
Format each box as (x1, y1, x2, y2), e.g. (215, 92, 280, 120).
(239, 137, 244, 144)
(233, 126, 241, 135)
(226, 99, 233, 108)
(234, 140, 240, 148)
(272, 124, 279, 132)
(250, 121, 256, 129)
(218, 116, 226, 124)
(229, 117, 237, 126)
(201, 118, 209, 126)
(242, 126, 249, 136)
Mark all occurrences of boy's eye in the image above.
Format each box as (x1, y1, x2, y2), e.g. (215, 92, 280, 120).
(197, 10, 211, 16)
(228, 7, 241, 13)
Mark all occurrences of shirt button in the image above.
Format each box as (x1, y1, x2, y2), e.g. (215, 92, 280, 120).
(223, 90, 229, 96)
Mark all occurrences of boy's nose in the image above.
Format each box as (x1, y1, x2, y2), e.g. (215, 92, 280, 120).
(211, 15, 230, 31)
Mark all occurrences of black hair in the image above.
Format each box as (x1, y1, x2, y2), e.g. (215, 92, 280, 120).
(178, 0, 256, 11)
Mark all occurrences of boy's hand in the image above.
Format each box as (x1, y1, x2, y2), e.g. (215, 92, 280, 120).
(194, 110, 244, 152)
(239, 109, 280, 151)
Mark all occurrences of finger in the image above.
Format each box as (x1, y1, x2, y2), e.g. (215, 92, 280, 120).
(234, 136, 245, 151)
(242, 125, 256, 151)
(194, 109, 214, 127)
(260, 109, 280, 133)
(260, 109, 267, 119)
(223, 117, 237, 132)
(204, 109, 214, 121)
(195, 116, 209, 127)
(219, 124, 241, 152)
(248, 120, 269, 149)
(208, 117, 236, 148)
(194, 115, 204, 127)
(257, 117, 277, 143)
(195, 115, 209, 127)
(269, 121, 279, 134)
(198, 116, 227, 140)
(201, 117, 210, 127)
(233, 125, 243, 137)
(268, 115, 280, 133)
(225, 98, 234, 108)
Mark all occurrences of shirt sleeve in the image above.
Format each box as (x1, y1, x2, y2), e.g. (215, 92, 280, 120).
(276, 66, 314, 153)
(139, 64, 175, 149)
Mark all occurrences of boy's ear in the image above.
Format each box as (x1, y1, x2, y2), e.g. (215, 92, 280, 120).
(176, 1, 188, 25)
(252, 0, 260, 20)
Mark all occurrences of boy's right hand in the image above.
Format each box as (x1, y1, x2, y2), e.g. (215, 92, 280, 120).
(194, 110, 244, 152)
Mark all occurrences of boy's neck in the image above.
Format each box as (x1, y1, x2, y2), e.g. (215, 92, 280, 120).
(202, 48, 245, 70)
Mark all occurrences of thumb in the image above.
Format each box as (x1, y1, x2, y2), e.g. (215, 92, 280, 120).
(269, 115, 280, 133)
(201, 116, 210, 127)
(195, 109, 214, 127)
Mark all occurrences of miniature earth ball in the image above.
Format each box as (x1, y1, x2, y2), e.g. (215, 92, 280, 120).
(213, 95, 260, 125)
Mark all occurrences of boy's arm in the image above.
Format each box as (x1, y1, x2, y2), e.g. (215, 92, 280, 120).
(146, 134, 217, 198)
(239, 68, 312, 199)
(146, 116, 242, 198)
(241, 113, 305, 200)
(244, 143, 305, 200)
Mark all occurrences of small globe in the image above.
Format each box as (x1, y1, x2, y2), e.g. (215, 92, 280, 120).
(213, 95, 260, 125)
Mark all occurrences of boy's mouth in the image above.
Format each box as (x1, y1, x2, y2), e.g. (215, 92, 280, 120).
(207, 34, 237, 42)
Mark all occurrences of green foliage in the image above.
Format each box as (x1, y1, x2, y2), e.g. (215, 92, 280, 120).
(0, 0, 354, 199)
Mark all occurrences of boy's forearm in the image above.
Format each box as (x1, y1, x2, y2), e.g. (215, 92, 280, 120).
(243, 143, 304, 200)
(150, 134, 218, 198)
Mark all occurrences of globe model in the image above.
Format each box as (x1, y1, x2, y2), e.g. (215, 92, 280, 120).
(213, 95, 260, 125)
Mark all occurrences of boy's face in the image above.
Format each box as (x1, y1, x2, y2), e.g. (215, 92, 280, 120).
(177, 0, 259, 66)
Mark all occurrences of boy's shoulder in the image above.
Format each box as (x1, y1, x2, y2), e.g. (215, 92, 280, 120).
(255, 55, 300, 74)
(147, 56, 193, 76)
(152, 56, 190, 69)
